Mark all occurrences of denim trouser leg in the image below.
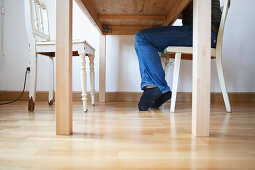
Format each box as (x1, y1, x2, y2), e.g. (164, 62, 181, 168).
(134, 25, 217, 94)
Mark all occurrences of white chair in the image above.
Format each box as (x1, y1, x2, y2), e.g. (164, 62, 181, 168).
(24, 0, 95, 112)
(160, 0, 231, 113)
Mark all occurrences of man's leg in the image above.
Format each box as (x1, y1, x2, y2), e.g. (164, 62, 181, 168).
(134, 25, 193, 110)
(135, 25, 193, 93)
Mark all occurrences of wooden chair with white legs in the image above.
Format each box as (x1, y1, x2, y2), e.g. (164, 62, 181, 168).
(24, 0, 95, 112)
(160, 0, 231, 113)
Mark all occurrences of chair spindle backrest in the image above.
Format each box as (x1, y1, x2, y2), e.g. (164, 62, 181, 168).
(24, 0, 50, 42)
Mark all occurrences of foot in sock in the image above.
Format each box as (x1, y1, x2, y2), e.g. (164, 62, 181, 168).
(151, 91, 172, 108)
(138, 87, 161, 111)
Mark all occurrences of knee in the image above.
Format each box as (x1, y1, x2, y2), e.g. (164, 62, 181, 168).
(134, 29, 146, 44)
(134, 30, 142, 42)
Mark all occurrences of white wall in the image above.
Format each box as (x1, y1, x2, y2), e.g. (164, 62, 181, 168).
(1, 0, 30, 91)
(0, 0, 5, 85)
(0, 0, 255, 93)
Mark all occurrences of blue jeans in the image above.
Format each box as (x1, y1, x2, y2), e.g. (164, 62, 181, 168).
(134, 25, 217, 94)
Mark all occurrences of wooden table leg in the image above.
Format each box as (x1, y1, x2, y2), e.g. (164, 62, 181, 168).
(99, 34, 106, 103)
(192, 0, 211, 136)
(56, 0, 73, 135)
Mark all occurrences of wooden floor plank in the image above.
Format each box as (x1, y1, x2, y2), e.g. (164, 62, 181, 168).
(0, 101, 255, 169)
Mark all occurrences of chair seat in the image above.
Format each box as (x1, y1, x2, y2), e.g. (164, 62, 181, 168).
(36, 39, 95, 57)
(159, 46, 216, 60)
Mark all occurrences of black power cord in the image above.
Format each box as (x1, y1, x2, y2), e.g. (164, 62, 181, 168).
(0, 67, 30, 105)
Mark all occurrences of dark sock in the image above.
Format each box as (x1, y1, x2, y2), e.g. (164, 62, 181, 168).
(138, 87, 161, 111)
(151, 91, 172, 108)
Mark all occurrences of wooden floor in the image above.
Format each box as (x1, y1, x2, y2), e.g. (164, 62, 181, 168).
(0, 101, 255, 169)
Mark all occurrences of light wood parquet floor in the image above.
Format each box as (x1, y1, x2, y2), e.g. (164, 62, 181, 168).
(0, 101, 255, 169)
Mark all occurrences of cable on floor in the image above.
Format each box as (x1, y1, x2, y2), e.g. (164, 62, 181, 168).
(0, 67, 29, 105)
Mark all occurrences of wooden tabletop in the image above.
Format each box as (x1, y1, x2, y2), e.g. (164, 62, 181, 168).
(75, 0, 191, 35)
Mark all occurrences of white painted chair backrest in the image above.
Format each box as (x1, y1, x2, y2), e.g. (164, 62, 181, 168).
(24, 0, 50, 42)
(216, 0, 230, 53)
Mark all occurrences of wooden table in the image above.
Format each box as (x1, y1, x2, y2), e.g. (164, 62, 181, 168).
(55, 0, 212, 137)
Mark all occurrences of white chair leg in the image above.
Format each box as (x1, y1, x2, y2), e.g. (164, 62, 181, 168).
(28, 53, 37, 111)
(170, 53, 181, 113)
(89, 54, 95, 106)
(216, 55, 231, 112)
(79, 53, 88, 112)
(48, 57, 54, 105)
(164, 57, 171, 81)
